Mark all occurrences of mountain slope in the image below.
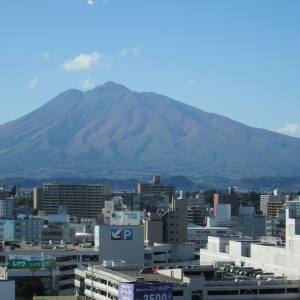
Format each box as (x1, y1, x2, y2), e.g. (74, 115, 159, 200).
(0, 81, 299, 178)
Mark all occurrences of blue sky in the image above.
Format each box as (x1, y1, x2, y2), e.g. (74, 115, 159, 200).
(1, 0, 299, 137)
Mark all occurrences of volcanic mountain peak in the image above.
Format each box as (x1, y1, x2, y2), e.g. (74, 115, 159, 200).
(0, 82, 299, 179)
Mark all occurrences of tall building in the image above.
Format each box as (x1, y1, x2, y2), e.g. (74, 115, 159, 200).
(137, 176, 175, 201)
(35, 183, 111, 218)
(213, 187, 240, 216)
(260, 192, 283, 215)
(162, 198, 188, 243)
(187, 204, 208, 226)
(267, 199, 285, 218)
(0, 198, 13, 219)
(144, 198, 188, 245)
(186, 194, 208, 226)
(33, 187, 43, 210)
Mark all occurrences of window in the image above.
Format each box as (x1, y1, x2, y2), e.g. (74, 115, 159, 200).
(173, 290, 184, 296)
(208, 290, 239, 295)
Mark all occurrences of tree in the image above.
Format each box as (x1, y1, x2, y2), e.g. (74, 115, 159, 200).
(203, 189, 217, 208)
(15, 277, 45, 300)
(10, 185, 17, 197)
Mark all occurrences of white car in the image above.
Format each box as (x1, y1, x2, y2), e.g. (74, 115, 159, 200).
(235, 276, 251, 282)
(256, 272, 274, 280)
(267, 276, 285, 281)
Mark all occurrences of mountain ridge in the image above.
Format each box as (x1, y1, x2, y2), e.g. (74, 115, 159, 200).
(0, 81, 299, 179)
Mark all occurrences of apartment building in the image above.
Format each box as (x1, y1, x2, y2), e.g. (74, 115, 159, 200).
(267, 200, 285, 218)
(214, 187, 240, 216)
(137, 176, 175, 201)
(0, 198, 13, 219)
(260, 190, 285, 215)
(187, 194, 208, 226)
(0, 217, 44, 242)
(34, 183, 111, 218)
(144, 197, 188, 245)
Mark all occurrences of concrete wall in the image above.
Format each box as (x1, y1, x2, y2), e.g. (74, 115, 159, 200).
(95, 225, 144, 265)
(0, 280, 15, 300)
(144, 217, 163, 245)
(170, 243, 195, 262)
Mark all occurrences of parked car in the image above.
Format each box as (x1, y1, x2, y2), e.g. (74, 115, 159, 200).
(267, 276, 285, 281)
(53, 246, 65, 250)
(235, 268, 244, 274)
(72, 242, 79, 246)
(256, 272, 275, 280)
(31, 241, 39, 246)
(229, 266, 239, 273)
(235, 276, 252, 282)
(250, 270, 262, 277)
(219, 265, 230, 271)
(140, 267, 154, 274)
(246, 269, 261, 277)
(80, 242, 92, 248)
(239, 268, 254, 275)
(223, 273, 234, 280)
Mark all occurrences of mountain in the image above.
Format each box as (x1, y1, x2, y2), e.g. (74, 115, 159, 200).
(0, 81, 300, 179)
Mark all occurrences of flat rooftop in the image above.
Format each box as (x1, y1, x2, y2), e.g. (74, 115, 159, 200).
(1, 242, 97, 255)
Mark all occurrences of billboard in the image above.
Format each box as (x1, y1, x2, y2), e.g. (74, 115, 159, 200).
(118, 282, 173, 300)
(8, 255, 51, 269)
(111, 229, 133, 240)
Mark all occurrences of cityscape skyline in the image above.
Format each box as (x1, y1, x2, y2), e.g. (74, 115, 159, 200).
(1, 1, 300, 138)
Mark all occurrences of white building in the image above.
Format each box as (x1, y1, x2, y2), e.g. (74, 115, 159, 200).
(187, 225, 232, 250)
(75, 264, 300, 300)
(200, 208, 300, 279)
(144, 242, 196, 266)
(104, 198, 145, 225)
(109, 211, 145, 226)
(207, 205, 267, 239)
(41, 213, 75, 243)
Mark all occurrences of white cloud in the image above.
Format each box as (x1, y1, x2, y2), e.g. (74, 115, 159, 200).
(117, 47, 139, 59)
(82, 76, 95, 90)
(33, 52, 50, 60)
(277, 123, 300, 136)
(62, 48, 138, 72)
(61, 52, 107, 71)
(87, 0, 93, 5)
(184, 80, 197, 86)
(29, 76, 37, 88)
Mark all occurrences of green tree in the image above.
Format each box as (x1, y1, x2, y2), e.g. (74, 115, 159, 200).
(13, 197, 33, 208)
(10, 185, 17, 197)
(203, 189, 217, 208)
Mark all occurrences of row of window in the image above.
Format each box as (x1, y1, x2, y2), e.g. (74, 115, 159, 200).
(207, 288, 300, 296)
